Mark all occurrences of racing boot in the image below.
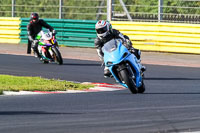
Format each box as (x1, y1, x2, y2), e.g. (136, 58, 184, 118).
(140, 65, 146, 78)
(129, 48, 141, 60)
(32, 47, 41, 58)
(33, 49, 40, 58)
(104, 66, 112, 78)
(130, 48, 146, 72)
(136, 58, 146, 73)
(32, 40, 41, 58)
(141, 65, 146, 72)
(32, 48, 44, 62)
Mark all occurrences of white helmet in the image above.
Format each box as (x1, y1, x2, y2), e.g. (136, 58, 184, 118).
(95, 20, 111, 38)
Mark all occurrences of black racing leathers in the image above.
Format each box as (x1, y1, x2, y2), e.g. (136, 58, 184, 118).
(94, 29, 140, 60)
(27, 19, 54, 54)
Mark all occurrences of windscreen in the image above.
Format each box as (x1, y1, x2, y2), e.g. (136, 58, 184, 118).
(102, 39, 118, 53)
(41, 29, 52, 41)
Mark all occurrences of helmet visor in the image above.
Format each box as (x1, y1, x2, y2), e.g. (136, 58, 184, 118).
(33, 17, 38, 20)
(32, 17, 39, 23)
(96, 26, 107, 34)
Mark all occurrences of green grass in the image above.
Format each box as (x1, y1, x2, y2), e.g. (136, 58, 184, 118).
(0, 75, 94, 95)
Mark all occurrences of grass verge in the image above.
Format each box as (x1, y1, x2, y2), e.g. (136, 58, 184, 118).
(0, 75, 94, 95)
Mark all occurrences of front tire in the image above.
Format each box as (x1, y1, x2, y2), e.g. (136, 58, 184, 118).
(120, 69, 137, 94)
(52, 47, 63, 65)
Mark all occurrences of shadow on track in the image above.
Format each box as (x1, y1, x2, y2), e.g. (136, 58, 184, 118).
(144, 92, 200, 94)
(0, 111, 83, 115)
(113, 91, 200, 95)
(144, 77, 200, 80)
(62, 63, 101, 66)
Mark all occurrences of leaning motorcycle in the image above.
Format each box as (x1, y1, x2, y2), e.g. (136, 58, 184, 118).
(35, 29, 63, 65)
(102, 39, 145, 94)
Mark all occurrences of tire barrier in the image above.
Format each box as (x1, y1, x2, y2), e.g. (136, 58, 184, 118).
(20, 18, 97, 47)
(0, 17, 21, 44)
(111, 21, 200, 54)
(0, 17, 200, 54)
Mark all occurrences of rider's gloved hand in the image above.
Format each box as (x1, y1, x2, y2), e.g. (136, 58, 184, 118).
(123, 41, 129, 49)
(52, 30, 57, 36)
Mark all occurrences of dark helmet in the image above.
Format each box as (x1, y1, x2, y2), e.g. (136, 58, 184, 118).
(30, 13, 39, 23)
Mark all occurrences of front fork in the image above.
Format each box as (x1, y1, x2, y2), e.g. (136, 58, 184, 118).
(117, 63, 135, 83)
(48, 47, 54, 57)
(126, 63, 135, 79)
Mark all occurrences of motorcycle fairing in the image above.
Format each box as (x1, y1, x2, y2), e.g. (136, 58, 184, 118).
(103, 39, 142, 88)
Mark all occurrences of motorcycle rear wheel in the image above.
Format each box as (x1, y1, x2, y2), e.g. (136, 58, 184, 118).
(120, 69, 137, 94)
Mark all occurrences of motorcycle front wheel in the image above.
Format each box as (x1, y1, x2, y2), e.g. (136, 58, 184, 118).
(119, 69, 137, 94)
(52, 47, 63, 65)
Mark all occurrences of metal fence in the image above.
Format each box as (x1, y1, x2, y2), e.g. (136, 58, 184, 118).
(111, 0, 200, 24)
(1, 0, 200, 23)
(0, 0, 107, 20)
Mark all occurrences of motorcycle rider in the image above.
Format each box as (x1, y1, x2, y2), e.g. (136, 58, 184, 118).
(27, 12, 56, 58)
(94, 20, 146, 77)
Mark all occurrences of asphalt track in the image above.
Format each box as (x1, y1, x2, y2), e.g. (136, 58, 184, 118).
(0, 54, 200, 133)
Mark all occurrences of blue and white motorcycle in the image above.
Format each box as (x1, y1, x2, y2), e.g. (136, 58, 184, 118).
(102, 39, 145, 94)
